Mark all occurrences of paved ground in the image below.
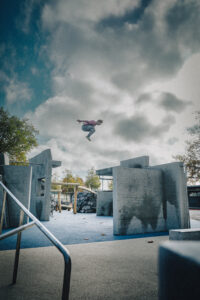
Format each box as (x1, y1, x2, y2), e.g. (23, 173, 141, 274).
(0, 211, 199, 299)
(0, 235, 169, 300)
(0, 210, 169, 250)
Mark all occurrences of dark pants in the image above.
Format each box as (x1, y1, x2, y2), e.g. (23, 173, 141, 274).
(82, 124, 95, 137)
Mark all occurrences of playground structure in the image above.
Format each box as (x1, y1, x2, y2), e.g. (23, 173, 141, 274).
(0, 150, 191, 237)
(0, 149, 97, 229)
(51, 182, 96, 214)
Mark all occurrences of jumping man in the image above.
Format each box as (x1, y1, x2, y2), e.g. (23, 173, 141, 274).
(77, 119, 103, 141)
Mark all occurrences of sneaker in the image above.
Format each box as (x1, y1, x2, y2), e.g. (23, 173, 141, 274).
(86, 136, 91, 141)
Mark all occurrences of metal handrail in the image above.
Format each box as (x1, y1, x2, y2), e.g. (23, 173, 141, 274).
(0, 181, 71, 300)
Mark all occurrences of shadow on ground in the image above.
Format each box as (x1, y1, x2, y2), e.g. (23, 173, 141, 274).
(1, 210, 199, 250)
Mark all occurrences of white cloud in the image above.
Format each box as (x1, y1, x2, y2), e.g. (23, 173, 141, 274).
(17, 0, 41, 34)
(5, 78, 32, 104)
(31, 67, 38, 75)
(114, 113, 176, 142)
(26, 0, 200, 176)
(146, 52, 200, 109)
(42, 0, 140, 29)
(42, 0, 200, 99)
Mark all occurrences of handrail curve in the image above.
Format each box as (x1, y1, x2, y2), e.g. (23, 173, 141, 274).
(0, 181, 71, 300)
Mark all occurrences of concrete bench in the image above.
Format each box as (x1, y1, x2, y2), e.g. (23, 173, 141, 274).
(169, 228, 200, 240)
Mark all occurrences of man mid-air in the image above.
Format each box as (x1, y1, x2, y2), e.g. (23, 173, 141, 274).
(77, 119, 103, 141)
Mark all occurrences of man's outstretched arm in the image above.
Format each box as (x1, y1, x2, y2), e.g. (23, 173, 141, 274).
(77, 120, 98, 125)
(77, 119, 88, 123)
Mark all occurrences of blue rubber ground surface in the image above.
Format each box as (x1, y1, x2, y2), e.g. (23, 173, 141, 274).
(0, 210, 171, 250)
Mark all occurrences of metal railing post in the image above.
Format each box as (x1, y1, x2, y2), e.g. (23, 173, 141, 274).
(58, 190, 62, 213)
(73, 186, 78, 214)
(27, 166, 32, 223)
(0, 190, 6, 234)
(13, 209, 24, 284)
(62, 258, 72, 300)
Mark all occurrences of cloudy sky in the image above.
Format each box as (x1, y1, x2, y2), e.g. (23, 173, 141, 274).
(0, 0, 200, 179)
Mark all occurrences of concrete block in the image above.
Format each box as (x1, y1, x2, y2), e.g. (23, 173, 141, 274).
(29, 149, 61, 221)
(52, 160, 62, 168)
(169, 228, 200, 240)
(96, 157, 190, 236)
(120, 156, 149, 168)
(29, 149, 52, 221)
(159, 241, 200, 300)
(150, 162, 190, 229)
(0, 149, 61, 227)
(113, 166, 166, 235)
(96, 191, 113, 216)
(3, 166, 32, 227)
(0, 153, 9, 166)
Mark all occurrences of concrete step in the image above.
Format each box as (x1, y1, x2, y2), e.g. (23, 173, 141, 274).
(169, 228, 200, 240)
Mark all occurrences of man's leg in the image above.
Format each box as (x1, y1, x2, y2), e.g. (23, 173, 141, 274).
(82, 124, 90, 132)
(81, 125, 95, 140)
(87, 127, 95, 138)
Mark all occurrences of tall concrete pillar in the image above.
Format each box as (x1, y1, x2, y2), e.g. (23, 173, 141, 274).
(3, 165, 32, 227)
(29, 149, 61, 221)
(29, 149, 52, 221)
(150, 162, 190, 229)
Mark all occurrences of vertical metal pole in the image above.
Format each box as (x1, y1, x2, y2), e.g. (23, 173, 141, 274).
(12, 209, 24, 284)
(73, 186, 78, 214)
(58, 191, 62, 213)
(0, 190, 6, 234)
(27, 166, 32, 223)
(62, 258, 71, 300)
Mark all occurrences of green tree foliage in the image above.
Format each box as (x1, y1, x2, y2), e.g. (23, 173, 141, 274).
(74, 175, 85, 187)
(174, 111, 200, 183)
(85, 167, 101, 190)
(62, 170, 84, 193)
(0, 107, 38, 162)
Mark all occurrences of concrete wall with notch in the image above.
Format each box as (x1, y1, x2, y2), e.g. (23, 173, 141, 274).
(120, 156, 149, 169)
(0, 149, 60, 227)
(29, 149, 52, 221)
(96, 191, 113, 216)
(97, 156, 190, 236)
(3, 166, 32, 227)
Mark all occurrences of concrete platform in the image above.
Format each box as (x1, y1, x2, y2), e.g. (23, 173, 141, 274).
(169, 228, 200, 240)
(0, 235, 168, 300)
